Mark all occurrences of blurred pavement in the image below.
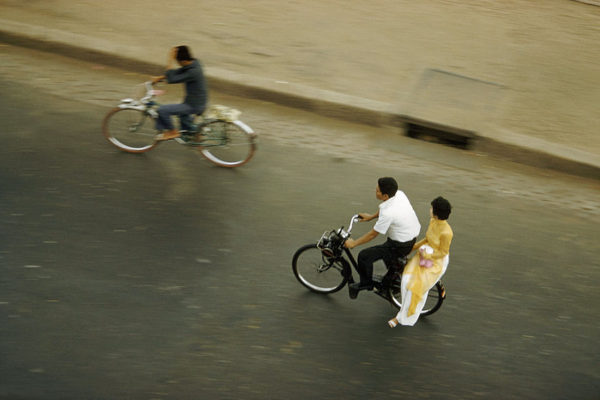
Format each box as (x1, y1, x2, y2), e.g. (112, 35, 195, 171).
(0, 0, 599, 178)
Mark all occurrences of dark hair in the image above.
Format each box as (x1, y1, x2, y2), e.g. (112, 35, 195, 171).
(377, 177, 398, 197)
(176, 45, 193, 62)
(431, 196, 452, 220)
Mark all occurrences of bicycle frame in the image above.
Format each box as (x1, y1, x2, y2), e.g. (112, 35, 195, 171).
(115, 82, 254, 148)
(117, 82, 158, 112)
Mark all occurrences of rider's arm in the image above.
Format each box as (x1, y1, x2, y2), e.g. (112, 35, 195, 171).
(430, 231, 453, 259)
(359, 210, 379, 221)
(166, 47, 177, 70)
(414, 230, 453, 260)
(412, 237, 427, 251)
(162, 47, 189, 83)
(345, 228, 378, 249)
(165, 66, 197, 84)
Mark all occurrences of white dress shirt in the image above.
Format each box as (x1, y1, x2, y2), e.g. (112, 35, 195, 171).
(373, 190, 421, 242)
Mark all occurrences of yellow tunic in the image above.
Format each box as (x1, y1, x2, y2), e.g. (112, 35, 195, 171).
(404, 218, 453, 316)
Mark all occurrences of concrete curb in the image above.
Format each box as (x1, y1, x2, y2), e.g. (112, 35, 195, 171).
(1, 19, 598, 180)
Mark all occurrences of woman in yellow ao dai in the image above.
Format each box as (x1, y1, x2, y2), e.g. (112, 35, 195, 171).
(388, 196, 453, 327)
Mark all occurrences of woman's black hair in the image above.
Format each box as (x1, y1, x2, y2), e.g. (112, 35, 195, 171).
(176, 45, 193, 62)
(377, 177, 398, 197)
(431, 196, 452, 220)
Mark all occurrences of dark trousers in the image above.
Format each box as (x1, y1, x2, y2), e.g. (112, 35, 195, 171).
(155, 103, 200, 131)
(355, 238, 416, 285)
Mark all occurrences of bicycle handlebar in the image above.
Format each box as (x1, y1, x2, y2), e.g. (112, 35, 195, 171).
(139, 81, 159, 103)
(334, 214, 362, 241)
(346, 214, 362, 234)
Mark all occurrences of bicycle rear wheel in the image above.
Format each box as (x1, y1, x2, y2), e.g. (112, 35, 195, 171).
(199, 120, 256, 167)
(292, 244, 348, 294)
(102, 108, 158, 153)
(388, 278, 445, 316)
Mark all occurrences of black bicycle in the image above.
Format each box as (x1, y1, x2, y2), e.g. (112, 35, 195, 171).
(292, 215, 446, 316)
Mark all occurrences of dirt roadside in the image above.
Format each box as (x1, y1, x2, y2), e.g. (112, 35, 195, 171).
(1, 0, 599, 156)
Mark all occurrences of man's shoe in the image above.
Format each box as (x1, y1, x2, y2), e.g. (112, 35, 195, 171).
(348, 285, 359, 300)
(349, 282, 374, 291)
(155, 130, 181, 141)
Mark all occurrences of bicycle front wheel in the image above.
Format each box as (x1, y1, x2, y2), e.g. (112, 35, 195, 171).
(292, 244, 348, 294)
(388, 278, 445, 316)
(199, 120, 256, 167)
(102, 108, 158, 153)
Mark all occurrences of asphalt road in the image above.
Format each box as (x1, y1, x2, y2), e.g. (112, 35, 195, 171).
(0, 45, 599, 400)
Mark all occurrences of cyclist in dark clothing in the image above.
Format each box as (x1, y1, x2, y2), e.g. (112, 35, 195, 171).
(152, 45, 208, 141)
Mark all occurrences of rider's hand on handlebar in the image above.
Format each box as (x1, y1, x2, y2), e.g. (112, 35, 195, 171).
(151, 76, 165, 84)
(344, 238, 356, 249)
(358, 213, 372, 221)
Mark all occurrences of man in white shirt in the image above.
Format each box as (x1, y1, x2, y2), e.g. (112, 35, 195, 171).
(344, 177, 421, 299)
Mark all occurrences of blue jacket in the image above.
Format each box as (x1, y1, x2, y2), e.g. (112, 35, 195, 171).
(165, 59, 207, 112)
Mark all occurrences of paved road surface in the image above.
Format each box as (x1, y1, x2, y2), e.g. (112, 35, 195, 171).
(0, 45, 599, 400)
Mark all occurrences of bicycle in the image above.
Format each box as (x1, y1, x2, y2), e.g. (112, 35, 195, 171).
(292, 215, 446, 316)
(102, 82, 257, 168)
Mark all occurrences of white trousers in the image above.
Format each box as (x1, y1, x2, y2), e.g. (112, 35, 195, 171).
(396, 254, 449, 326)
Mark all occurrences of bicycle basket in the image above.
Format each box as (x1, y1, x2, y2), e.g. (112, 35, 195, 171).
(317, 230, 343, 257)
(204, 105, 241, 122)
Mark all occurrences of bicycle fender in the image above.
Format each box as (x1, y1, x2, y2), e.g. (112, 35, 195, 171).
(232, 119, 254, 134)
